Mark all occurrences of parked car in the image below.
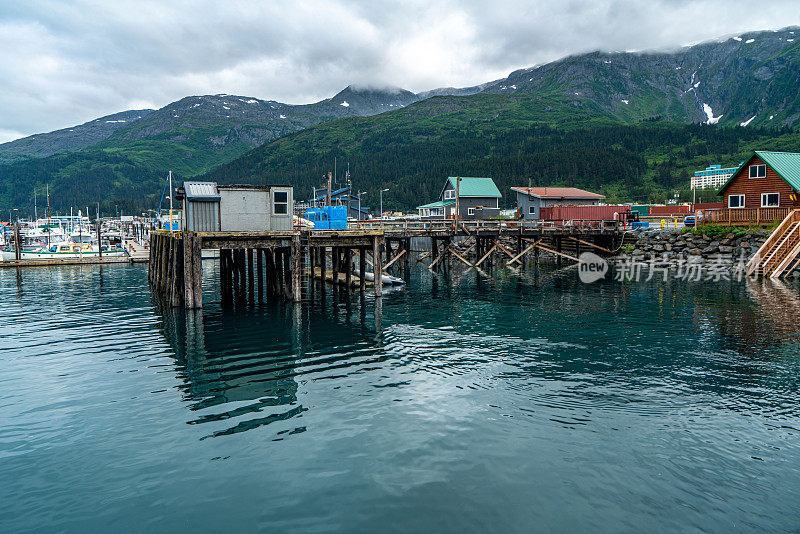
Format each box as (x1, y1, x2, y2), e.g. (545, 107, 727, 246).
(683, 215, 696, 227)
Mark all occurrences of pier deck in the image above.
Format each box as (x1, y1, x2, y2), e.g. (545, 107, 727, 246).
(150, 222, 624, 309)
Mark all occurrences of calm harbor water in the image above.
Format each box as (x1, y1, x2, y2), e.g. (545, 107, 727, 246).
(1, 262, 799, 532)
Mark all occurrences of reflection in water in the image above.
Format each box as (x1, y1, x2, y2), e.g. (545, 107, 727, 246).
(3, 263, 800, 533)
(155, 290, 385, 439)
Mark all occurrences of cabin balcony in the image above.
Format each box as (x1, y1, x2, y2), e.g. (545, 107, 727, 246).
(696, 207, 793, 226)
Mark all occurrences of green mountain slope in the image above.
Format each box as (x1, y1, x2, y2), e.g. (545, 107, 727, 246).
(204, 94, 800, 210)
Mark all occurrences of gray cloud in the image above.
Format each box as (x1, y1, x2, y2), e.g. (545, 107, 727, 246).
(1, 0, 798, 142)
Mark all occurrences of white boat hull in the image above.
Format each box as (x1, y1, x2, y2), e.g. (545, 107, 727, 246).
(353, 269, 405, 285)
(1, 250, 126, 261)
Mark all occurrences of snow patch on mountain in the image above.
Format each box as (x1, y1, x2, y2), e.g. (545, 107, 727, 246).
(703, 103, 722, 124)
(740, 115, 756, 127)
(340, 101, 350, 107)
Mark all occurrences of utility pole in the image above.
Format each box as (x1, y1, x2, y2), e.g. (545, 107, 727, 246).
(380, 188, 389, 222)
(327, 172, 332, 207)
(168, 171, 173, 214)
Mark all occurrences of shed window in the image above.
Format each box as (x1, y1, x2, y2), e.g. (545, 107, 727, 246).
(467, 208, 475, 216)
(443, 189, 456, 200)
(273, 191, 288, 214)
(729, 194, 745, 208)
(761, 193, 779, 207)
(529, 206, 535, 215)
(749, 164, 766, 178)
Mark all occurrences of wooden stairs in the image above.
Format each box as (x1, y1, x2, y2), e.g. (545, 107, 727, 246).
(746, 209, 800, 278)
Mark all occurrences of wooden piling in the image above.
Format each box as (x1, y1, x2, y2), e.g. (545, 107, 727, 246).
(359, 246, 367, 292)
(332, 246, 340, 286)
(264, 249, 276, 297)
(256, 248, 264, 301)
(373, 235, 383, 297)
(345, 248, 352, 288)
(291, 234, 302, 302)
(247, 248, 254, 301)
(319, 247, 326, 292)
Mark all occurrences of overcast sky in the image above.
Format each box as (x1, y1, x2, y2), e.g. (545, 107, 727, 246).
(1, 0, 798, 142)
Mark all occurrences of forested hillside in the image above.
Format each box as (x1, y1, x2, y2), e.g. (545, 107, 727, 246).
(205, 95, 800, 210)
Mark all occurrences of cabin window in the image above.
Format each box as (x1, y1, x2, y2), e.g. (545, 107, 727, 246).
(728, 194, 745, 208)
(749, 164, 766, 178)
(273, 191, 289, 214)
(761, 193, 779, 207)
(443, 189, 456, 200)
(467, 208, 475, 216)
(529, 206, 535, 215)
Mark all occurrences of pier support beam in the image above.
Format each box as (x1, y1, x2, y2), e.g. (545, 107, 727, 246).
(256, 248, 263, 302)
(247, 248, 255, 302)
(345, 248, 352, 288)
(359, 246, 367, 292)
(373, 235, 383, 297)
(182, 232, 202, 309)
(291, 235, 302, 302)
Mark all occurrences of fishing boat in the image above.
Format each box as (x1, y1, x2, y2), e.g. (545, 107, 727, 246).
(0, 242, 126, 261)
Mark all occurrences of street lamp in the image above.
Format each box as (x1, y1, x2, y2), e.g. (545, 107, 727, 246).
(379, 188, 389, 223)
(357, 191, 366, 221)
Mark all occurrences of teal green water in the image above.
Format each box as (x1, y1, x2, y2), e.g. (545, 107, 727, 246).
(1, 263, 799, 532)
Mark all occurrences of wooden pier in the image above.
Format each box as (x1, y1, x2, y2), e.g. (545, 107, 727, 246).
(149, 221, 624, 309)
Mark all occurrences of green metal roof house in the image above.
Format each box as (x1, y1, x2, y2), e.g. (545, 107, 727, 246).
(716, 151, 800, 210)
(417, 177, 502, 220)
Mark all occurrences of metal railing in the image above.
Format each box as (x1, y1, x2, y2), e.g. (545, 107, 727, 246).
(347, 218, 623, 233)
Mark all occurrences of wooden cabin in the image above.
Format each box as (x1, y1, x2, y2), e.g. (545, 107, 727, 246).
(717, 151, 800, 210)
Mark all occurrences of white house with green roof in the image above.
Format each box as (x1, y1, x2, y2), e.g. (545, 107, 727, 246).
(417, 177, 503, 220)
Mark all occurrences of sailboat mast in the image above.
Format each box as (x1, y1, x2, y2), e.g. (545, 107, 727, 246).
(169, 171, 173, 214)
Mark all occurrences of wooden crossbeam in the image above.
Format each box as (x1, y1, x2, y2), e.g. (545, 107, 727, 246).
(382, 248, 407, 271)
(450, 247, 474, 267)
(494, 241, 516, 259)
(568, 236, 612, 254)
(411, 251, 432, 263)
(534, 242, 579, 262)
(461, 242, 477, 256)
(429, 248, 448, 268)
(506, 242, 537, 266)
(475, 244, 497, 267)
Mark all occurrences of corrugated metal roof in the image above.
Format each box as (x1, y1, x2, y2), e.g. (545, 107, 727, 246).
(184, 181, 220, 201)
(444, 177, 502, 198)
(510, 186, 605, 199)
(417, 199, 456, 209)
(717, 151, 800, 194)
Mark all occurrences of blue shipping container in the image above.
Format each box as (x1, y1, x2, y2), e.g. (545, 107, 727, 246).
(305, 206, 347, 230)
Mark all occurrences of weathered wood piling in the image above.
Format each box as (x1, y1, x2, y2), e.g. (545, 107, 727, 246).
(148, 223, 621, 309)
(149, 229, 386, 308)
